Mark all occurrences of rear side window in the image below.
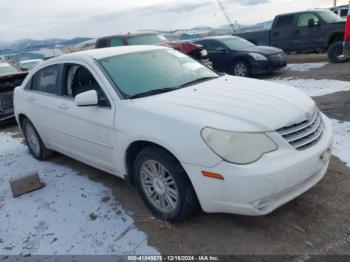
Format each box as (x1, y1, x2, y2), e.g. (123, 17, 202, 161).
(97, 39, 109, 48)
(275, 15, 294, 28)
(341, 9, 348, 17)
(201, 40, 223, 51)
(110, 38, 123, 47)
(32, 65, 60, 95)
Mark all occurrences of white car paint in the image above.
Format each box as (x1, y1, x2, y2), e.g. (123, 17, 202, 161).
(14, 46, 333, 216)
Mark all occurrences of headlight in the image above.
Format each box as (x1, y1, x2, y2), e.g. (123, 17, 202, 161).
(201, 127, 278, 165)
(249, 53, 268, 61)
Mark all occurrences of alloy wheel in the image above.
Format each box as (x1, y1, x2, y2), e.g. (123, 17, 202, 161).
(140, 159, 179, 213)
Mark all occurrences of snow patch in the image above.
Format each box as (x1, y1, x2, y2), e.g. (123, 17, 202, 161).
(0, 132, 158, 255)
(286, 63, 327, 72)
(331, 119, 350, 167)
(271, 78, 350, 97)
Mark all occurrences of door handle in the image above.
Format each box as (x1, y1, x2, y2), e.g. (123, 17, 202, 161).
(293, 30, 300, 35)
(58, 104, 68, 110)
(273, 31, 279, 36)
(27, 95, 35, 102)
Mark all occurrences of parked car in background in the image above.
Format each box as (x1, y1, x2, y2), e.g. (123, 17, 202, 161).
(195, 36, 287, 77)
(95, 32, 212, 67)
(0, 59, 27, 122)
(331, 4, 349, 18)
(19, 59, 44, 71)
(14, 46, 333, 222)
(234, 10, 346, 63)
(344, 3, 350, 58)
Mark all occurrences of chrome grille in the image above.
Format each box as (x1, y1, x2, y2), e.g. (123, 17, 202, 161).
(277, 109, 324, 150)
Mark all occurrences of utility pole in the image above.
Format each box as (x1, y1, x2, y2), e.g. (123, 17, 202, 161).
(333, 0, 337, 7)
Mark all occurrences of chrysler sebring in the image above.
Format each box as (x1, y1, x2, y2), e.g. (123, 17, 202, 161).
(14, 46, 333, 222)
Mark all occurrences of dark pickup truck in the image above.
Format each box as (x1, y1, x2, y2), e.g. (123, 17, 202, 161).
(0, 60, 27, 123)
(234, 10, 347, 63)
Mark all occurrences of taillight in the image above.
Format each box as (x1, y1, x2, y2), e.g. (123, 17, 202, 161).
(345, 16, 350, 41)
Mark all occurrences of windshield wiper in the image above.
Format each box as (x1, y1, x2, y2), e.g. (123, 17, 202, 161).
(127, 76, 219, 99)
(127, 87, 179, 99)
(179, 76, 219, 88)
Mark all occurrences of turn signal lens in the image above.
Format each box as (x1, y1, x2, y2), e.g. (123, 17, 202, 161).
(201, 171, 224, 180)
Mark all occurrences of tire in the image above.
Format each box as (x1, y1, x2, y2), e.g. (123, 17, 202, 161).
(328, 41, 349, 64)
(230, 60, 250, 77)
(133, 146, 198, 223)
(22, 118, 54, 160)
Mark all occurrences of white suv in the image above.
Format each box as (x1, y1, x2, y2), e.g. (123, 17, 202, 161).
(14, 46, 333, 222)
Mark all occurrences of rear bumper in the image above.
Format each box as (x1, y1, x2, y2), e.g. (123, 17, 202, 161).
(344, 41, 350, 58)
(201, 59, 213, 68)
(0, 107, 14, 122)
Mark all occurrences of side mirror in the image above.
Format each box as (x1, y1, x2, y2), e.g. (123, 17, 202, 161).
(74, 90, 98, 107)
(308, 18, 316, 27)
(20, 66, 29, 71)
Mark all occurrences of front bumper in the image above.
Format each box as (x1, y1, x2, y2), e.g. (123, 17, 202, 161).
(182, 115, 333, 215)
(251, 58, 287, 75)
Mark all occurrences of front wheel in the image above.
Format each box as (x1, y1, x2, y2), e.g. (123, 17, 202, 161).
(230, 60, 250, 77)
(328, 41, 349, 64)
(133, 146, 198, 223)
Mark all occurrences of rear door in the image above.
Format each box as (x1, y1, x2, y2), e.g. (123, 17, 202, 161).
(22, 64, 67, 148)
(270, 14, 296, 50)
(294, 12, 326, 51)
(197, 40, 229, 72)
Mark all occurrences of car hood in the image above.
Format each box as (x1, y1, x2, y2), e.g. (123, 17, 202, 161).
(241, 45, 283, 55)
(131, 76, 316, 132)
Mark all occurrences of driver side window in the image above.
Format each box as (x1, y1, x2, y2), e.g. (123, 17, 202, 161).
(203, 41, 225, 52)
(63, 64, 111, 108)
(297, 13, 319, 27)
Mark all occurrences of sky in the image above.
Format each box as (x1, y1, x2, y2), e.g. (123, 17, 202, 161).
(0, 0, 348, 41)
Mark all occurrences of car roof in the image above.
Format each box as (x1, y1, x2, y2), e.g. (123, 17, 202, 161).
(96, 32, 159, 41)
(275, 9, 330, 17)
(197, 35, 240, 41)
(51, 45, 169, 61)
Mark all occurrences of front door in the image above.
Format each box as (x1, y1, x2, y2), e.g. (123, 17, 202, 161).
(54, 62, 117, 173)
(294, 12, 325, 51)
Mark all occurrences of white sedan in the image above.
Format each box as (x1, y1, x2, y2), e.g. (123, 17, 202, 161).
(14, 46, 333, 222)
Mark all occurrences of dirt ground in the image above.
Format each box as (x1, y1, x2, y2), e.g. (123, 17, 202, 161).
(1, 54, 350, 256)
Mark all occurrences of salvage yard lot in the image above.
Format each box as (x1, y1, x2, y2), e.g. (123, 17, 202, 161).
(0, 54, 350, 256)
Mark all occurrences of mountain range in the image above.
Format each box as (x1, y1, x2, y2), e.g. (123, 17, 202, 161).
(0, 37, 92, 52)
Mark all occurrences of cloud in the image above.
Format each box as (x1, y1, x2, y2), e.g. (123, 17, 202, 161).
(236, 0, 270, 5)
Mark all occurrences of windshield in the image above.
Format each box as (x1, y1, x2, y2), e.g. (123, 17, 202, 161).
(100, 49, 218, 98)
(222, 38, 255, 50)
(127, 34, 168, 45)
(0, 62, 19, 75)
(318, 10, 345, 23)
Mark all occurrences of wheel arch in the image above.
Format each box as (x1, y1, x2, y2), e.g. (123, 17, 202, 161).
(327, 32, 345, 48)
(17, 113, 29, 131)
(124, 140, 186, 185)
